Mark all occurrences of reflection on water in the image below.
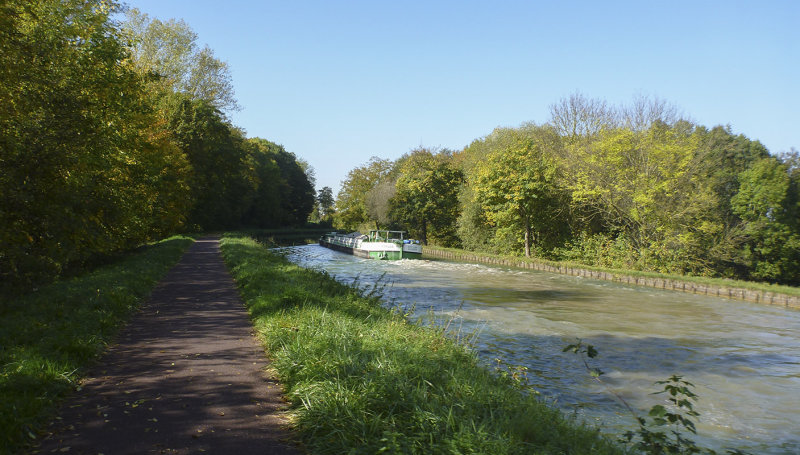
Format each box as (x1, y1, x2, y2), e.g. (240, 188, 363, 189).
(281, 245, 800, 454)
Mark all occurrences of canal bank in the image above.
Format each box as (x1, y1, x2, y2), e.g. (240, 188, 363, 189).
(423, 246, 800, 309)
(220, 235, 623, 454)
(283, 243, 800, 454)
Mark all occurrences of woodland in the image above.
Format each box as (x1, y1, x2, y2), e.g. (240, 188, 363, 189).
(0, 1, 315, 293)
(3, 0, 798, 294)
(335, 95, 800, 285)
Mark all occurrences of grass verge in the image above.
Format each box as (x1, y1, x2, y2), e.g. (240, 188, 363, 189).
(241, 228, 331, 247)
(0, 235, 194, 454)
(425, 245, 800, 299)
(220, 233, 623, 454)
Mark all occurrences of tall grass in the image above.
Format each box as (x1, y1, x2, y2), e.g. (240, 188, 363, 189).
(221, 234, 623, 454)
(0, 236, 193, 454)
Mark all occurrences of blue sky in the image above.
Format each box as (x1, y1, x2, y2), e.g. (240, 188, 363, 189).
(122, 0, 799, 193)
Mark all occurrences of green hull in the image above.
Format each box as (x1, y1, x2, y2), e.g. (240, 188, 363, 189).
(320, 233, 422, 260)
(367, 250, 423, 260)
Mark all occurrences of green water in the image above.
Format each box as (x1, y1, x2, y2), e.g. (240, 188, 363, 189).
(284, 245, 800, 454)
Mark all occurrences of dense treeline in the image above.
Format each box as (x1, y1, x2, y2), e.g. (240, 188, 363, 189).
(335, 94, 800, 285)
(0, 1, 314, 293)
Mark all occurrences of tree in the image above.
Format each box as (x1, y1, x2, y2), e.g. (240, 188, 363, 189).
(334, 157, 393, 231)
(684, 125, 772, 276)
(365, 180, 397, 229)
(242, 138, 284, 228)
(122, 9, 239, 112)
(456, 184, 496, 253)
(455, 135, 501, 253)
(620, 94, 682, 132)
(548, 92, 616, 139)
(693, 125, 770, 223)
(1, 0, 191, 291)
(565, 122, 718, 272)
(472, 126, 567, 257)
(272, 146, 316, 226)
(242, 138, 314, 227)
(730, 157, 800, 283)
(391, 148, 463, 246)
(317, 186, 335, 223)
(186, 46, 238, 112)
(169, 99, 256, 230)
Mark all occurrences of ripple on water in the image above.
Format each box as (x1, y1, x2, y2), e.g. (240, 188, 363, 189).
(281, 245, 800, 455)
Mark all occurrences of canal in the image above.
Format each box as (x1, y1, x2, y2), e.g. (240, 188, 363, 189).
(281, 244, 800, 454)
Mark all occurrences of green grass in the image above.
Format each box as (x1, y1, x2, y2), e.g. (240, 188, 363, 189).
(242, 227, 331, 247)
(425, 245, 800, 299)
(0, 235, 193, 455)
(220, 233, 624, 454)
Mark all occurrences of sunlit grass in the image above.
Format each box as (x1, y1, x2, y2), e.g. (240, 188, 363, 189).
(221, 233, 623, 454)
(0, 236, 193, 454)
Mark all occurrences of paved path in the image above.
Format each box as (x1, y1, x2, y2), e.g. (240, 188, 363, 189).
(36, 237, 299, 454)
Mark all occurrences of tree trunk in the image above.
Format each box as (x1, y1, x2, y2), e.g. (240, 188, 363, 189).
(524, 220, 532, 257)
(421, 220, 428, 245)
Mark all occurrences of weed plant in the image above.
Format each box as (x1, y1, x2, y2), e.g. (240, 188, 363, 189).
(220, 234, 623, 454)
(565, 340, 751, 455)
(0, 236, 193, 454)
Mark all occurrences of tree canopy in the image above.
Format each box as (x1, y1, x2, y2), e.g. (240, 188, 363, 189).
(3, 3, 797, 290)
(334, 157, 393, 231)
(392, 148, 463, 245)
(330, 94, 799, 285)
(1, 0, 314, 293)
(122, 8, 239, 112)
(472, 126, 566, 257)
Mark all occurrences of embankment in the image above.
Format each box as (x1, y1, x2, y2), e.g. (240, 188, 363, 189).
(220, 234, 624, 455)
(424, 246, 800, 309)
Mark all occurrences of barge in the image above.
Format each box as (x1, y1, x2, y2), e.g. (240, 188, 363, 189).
(319, 230, 422, 260)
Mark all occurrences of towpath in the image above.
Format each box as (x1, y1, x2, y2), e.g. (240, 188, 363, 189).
(35, 237, 299, 454)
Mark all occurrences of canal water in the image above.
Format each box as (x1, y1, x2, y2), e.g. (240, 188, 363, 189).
(280, 244, 800, 454)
